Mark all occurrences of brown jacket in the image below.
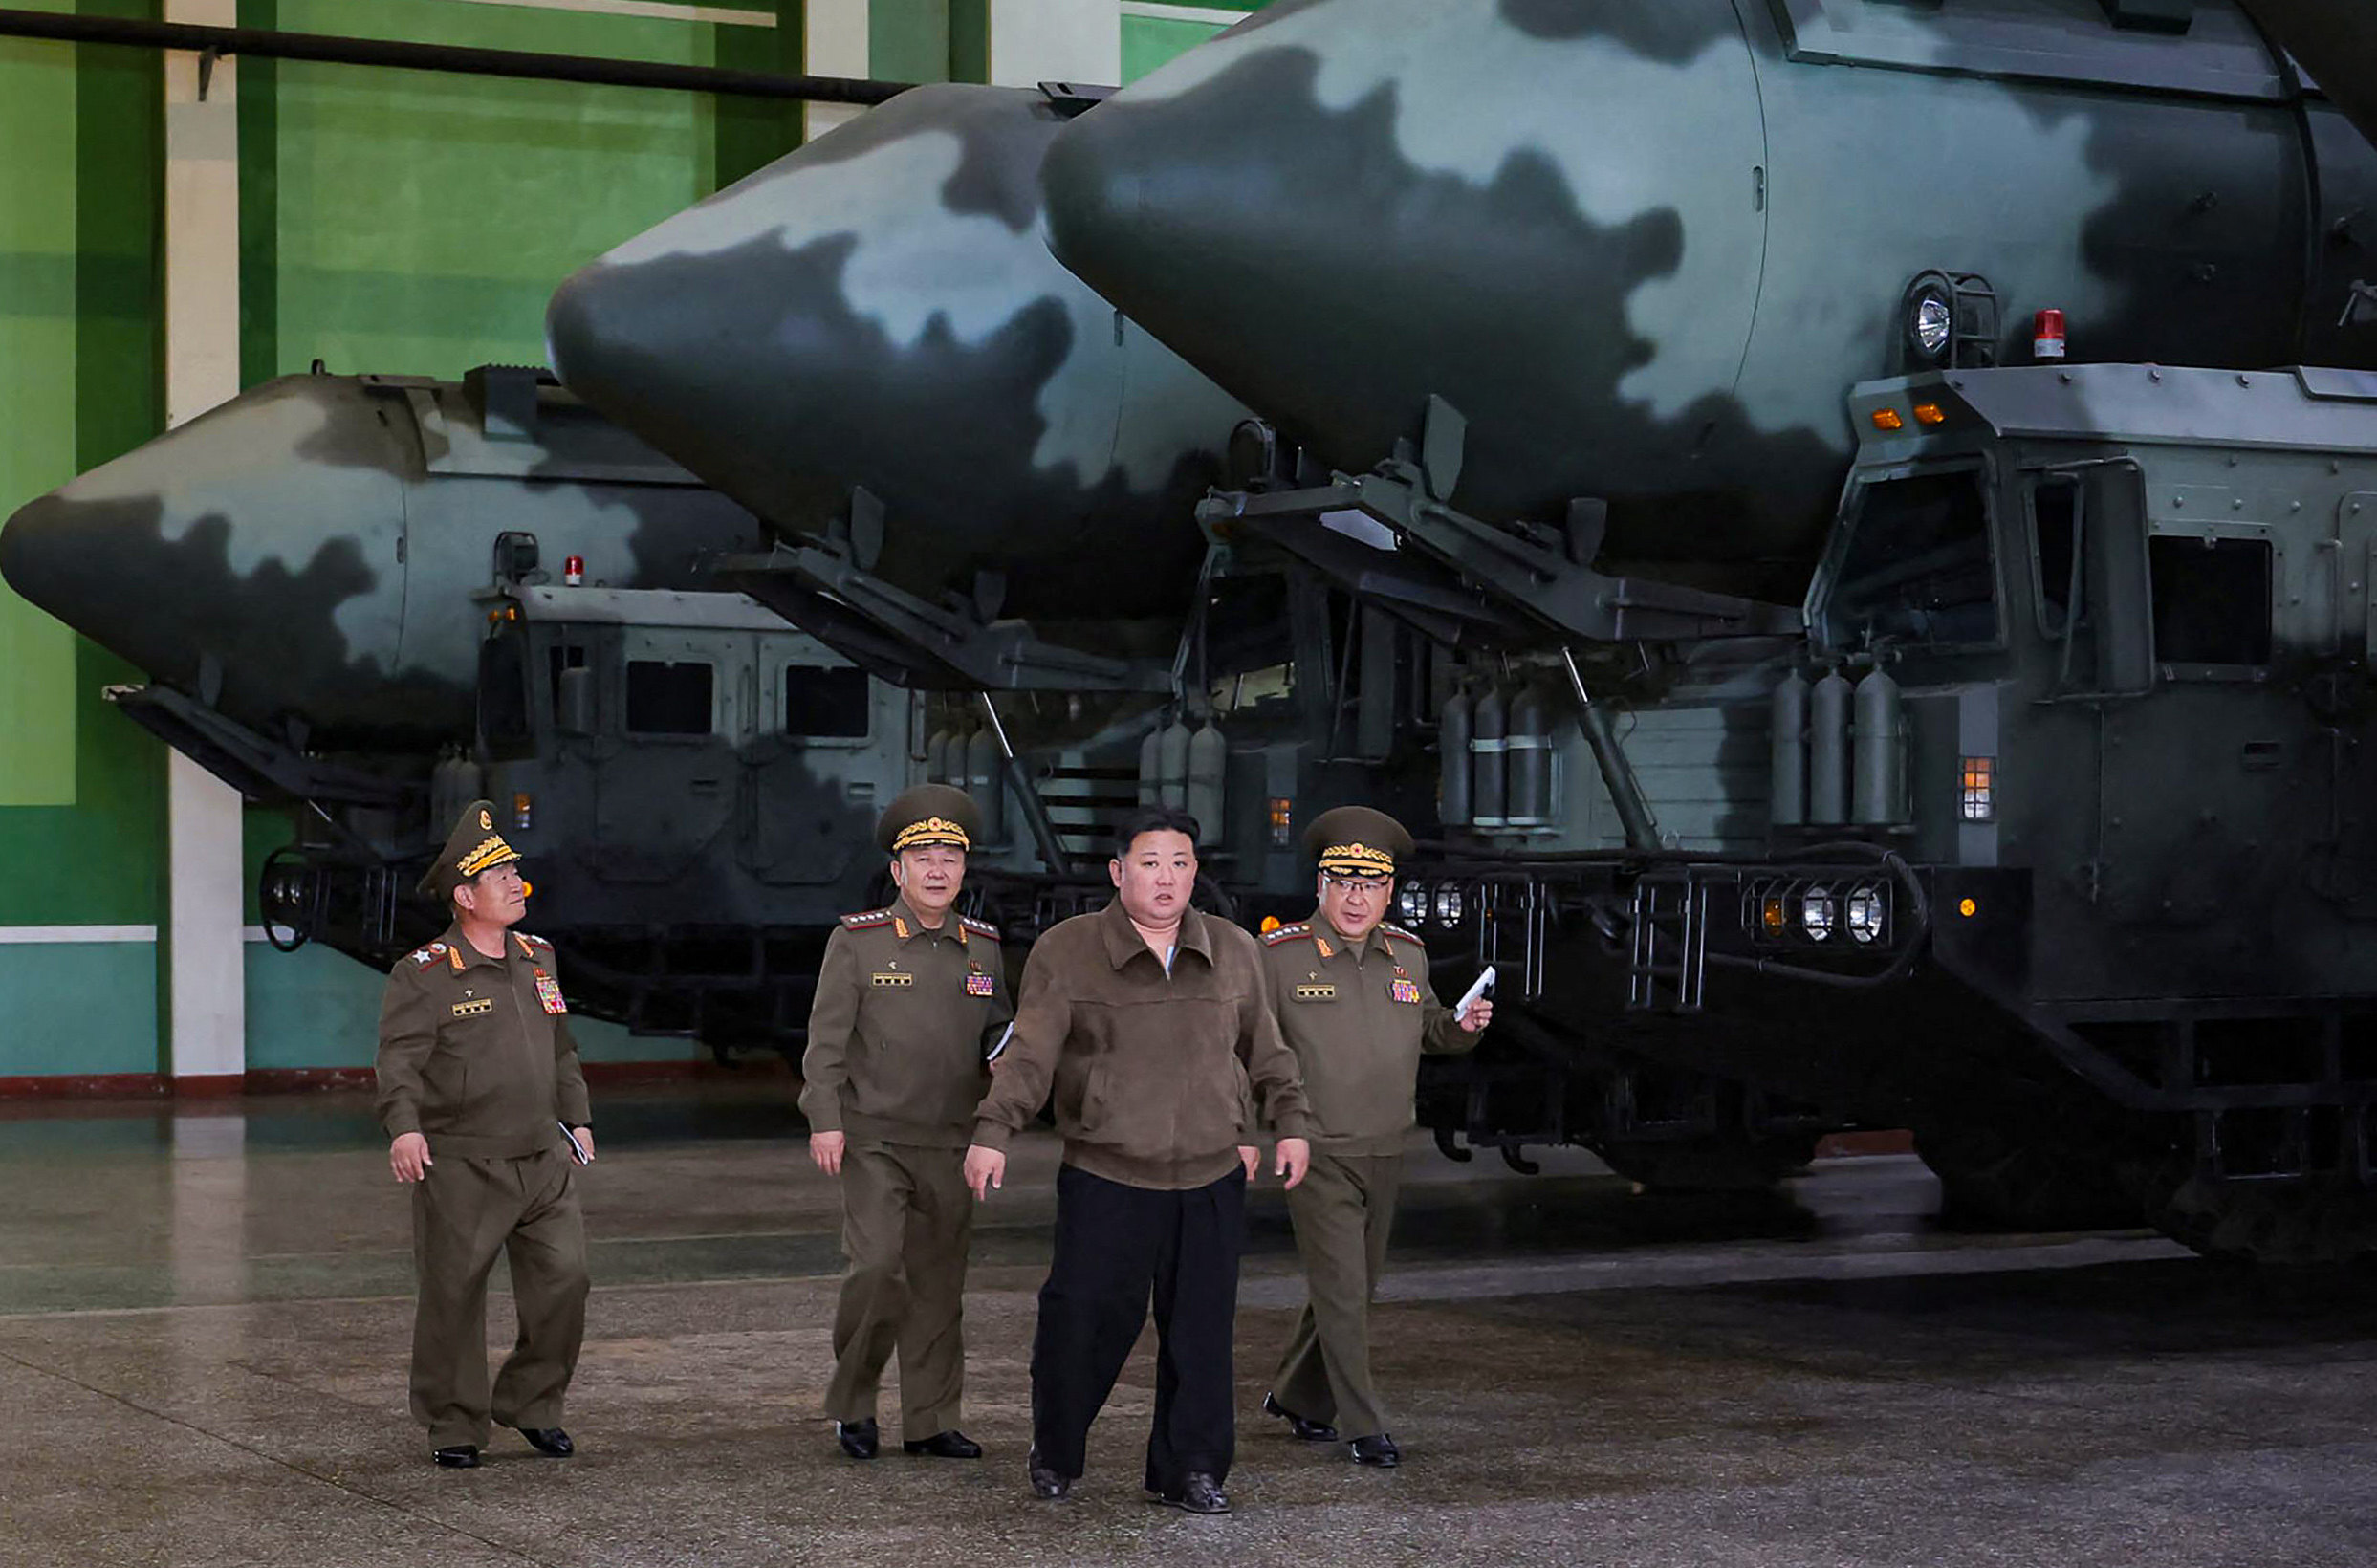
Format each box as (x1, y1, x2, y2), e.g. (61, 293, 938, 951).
(970, 899, 1311, 1190)
(1259, 914, 1473, 1155)
(375, 926, 591, 1159)
(800, 897, 1013, 1147)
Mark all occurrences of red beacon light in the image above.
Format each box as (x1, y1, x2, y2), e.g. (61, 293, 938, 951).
(2033, 308, 2067, 361)
(563, 555, 585, 587)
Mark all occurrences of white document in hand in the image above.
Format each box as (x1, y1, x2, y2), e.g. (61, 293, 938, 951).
(1453, 965, 1496, 1024)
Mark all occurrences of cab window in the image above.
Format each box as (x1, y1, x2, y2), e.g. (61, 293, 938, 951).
(2149, 535, 2271, 670)
(1821, 469, 1999, 651)
(625, 660, 714, 736)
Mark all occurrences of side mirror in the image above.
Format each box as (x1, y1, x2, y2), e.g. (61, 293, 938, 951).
(556, 664, 596, 735)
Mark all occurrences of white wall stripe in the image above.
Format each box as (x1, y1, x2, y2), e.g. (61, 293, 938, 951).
(1118, 2, 1248, 27)
(439, 0, 779, 29)
(0, 926, 162, 945)
(0, 926, 371, 945)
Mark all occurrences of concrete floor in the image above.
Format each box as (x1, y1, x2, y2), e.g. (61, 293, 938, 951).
(1, 1083, 2370, 1568)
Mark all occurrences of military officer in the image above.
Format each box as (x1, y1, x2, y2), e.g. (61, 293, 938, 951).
(802, 784, 1012, 1462)
(376, 800, 593, 1470)
(1257, 806, 1491, 1468)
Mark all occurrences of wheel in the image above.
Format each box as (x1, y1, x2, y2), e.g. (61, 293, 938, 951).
(2126, 1162, 2377, 1266)
(1592, 1132, 1820, 1193)
(1915, 1122, 2144, 1233)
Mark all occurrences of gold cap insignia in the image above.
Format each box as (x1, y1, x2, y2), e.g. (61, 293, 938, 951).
(1317, 840, 1397, 877)
(891, 815, 971, 853)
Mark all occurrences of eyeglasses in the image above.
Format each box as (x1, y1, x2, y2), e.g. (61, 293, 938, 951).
(1322, 874, 1392, 895)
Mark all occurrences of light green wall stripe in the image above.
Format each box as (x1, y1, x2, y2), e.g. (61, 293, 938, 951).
(871, 0, 949, 86)
(266, 0, 722, 378)
(0, 30, 82, 805)
(0, 944, 160, 1076)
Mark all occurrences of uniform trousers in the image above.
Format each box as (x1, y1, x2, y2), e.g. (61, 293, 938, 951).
(409, 1145, 588, 1450)
(1030, 1163, 1246, 1492)
(823, 1140, 973, 1435)
(1272, 1149, 1403, 1439)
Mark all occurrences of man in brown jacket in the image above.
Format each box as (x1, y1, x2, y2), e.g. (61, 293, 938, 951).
(1257, 807, 1491, 1470)
(965, 805, 1312, 1515)
(802, 784, 1011, 1463)
(376, 800, 592, 1469)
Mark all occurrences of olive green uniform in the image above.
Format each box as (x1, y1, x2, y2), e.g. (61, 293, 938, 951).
(376, 925, 593, 1451)
(802, 897, 1012, 1435)
(1259, 915, 1471, 1440)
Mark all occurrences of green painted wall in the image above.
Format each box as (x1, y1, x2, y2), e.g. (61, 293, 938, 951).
(0, 945, 161, 1075)
(1121, 2, 1266, 86)
(0, 7, 167, 958)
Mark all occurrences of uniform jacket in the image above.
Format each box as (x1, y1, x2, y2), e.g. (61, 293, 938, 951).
(375, 925, 591, 1159)
(1259, 914, 1472, 1154)
(971, 898, 1312, 1190)
(800, 896, 1014, 1148)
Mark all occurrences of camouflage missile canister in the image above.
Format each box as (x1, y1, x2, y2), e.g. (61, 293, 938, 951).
(1040, 0, 2377, 598)
(544, 83, 1251, 623)
(0, 367, 764, 749)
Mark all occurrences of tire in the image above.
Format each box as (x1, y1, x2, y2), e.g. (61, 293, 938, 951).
(1915, 1122, 2144, 1233)
(1593, 1132, 1820, 1193)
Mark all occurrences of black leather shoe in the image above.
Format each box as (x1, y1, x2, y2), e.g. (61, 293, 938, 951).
(513, 1426, 573, 1458)
(1027, 1446, 1074, 1500)
(1263, 1391, 1339, 1444)
(837, 1419, 880, 1460)
(1349, 1433, 1401, 1468)
(432, 1446, 480, 1469)
(1153, 1471, 1232, 1514)
(903, 1430, 982, 1459)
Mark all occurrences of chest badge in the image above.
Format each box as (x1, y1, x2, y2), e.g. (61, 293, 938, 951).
(871, 970, 915, 989)
(451, 998, 493, 1018)
(1389, 978, 1423, 1005)
(1294, 982, 1339, 1003)
(964, 963, 996, 997)
(532, 968, 568, 1015)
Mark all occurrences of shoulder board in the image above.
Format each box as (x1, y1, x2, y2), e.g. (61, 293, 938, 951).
(1261, 923, 1313, 947)
(840, 909, 894, 929)
(960, 914, 1001, 941)
(405, 941, 449, 969)
(520, 932, 553, 950)
(1380, 924, 1427, 947)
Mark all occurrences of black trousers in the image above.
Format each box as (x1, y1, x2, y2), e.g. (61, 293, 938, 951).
(1031, 1163, 1247, 1492)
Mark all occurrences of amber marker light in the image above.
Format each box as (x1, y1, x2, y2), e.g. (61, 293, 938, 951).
(1259, 915, 1283, 935)
(1913, 403, 1947, 425)
(1958, 897, 1977, 918)
(1761, 894, 1787, 936)
(1870, 408, 1905, 431)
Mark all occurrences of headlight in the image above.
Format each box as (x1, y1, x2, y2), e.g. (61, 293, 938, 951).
(1433, 881, 1466, 929)
(1846, 884, 1886, 945)
(1396, 882, 1429, 926)
(1911, 294, 1952, 361)
(1799, 885, 1835, 943)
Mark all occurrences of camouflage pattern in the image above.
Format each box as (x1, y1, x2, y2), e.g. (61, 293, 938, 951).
(544, 83, 1251, 623)
(1041, 0, 2377, 599)
(0, 368, 764, 750)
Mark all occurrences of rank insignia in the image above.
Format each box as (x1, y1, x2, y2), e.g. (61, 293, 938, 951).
(965, 969, 996, 997)
(1293, 983, 1338, 1002)
(533, 969, 567, 1014)
(871, 971, 915, 989)
(451, 998, 493, 1018)
(1389, 979, 1423, 1005)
